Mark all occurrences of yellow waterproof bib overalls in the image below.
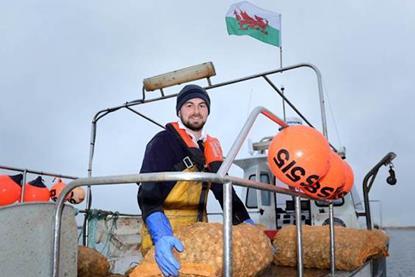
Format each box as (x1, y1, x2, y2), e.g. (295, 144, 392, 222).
(140, 122, 210, 255)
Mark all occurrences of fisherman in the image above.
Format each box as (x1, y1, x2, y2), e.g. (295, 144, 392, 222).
(137, 84, 254, 277)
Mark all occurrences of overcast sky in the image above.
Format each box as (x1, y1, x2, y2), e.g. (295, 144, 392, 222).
(1, 1, 414, 226)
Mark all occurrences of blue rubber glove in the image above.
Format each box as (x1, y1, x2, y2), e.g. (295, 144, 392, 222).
(243, 218, 255, 225)
(146, 212, 184, 277)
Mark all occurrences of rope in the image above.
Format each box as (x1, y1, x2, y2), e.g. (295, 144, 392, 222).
(87, 210, 99, 249)
(323, 81, 343, 148)
(86, 209, 118, 250)
(101, 212, 120, 257)
(84, 209, 142, 273)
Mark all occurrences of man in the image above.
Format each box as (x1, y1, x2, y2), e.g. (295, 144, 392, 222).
(137, 84, 254, 277)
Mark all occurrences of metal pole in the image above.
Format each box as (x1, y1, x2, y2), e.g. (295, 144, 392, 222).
(281, 86, 287, 121)
(223, 181, 233, 277)
(52, 188, 67, 277)
(279, 15, 286, 121)
(20, 169, 27, 202)
(379, 201, 383, 228)
(295, 196, 303, 277)
(206, 63, 328, 138)
(218, 106, 287, 176)
(363, 175, 374, 230)
(362, 152, 397, 230)
(279, 13, 283, 69)
(329, 203, 336, 276)
(312, 65, 328, 138)
(0, 165, 78, 180)
(125, 107, 165, 129)
(84, 119, 97, 245)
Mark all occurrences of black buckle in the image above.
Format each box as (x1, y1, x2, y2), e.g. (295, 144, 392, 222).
(183, 156, 194, 169)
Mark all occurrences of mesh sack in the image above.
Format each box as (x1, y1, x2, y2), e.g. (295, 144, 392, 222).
(78, 246, 110, 277)
(130, 222, 273, 277)
(272, 225, 389, 271)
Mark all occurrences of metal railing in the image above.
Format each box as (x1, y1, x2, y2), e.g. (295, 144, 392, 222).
(83, 63, 329, 246)
(359, 152, 397, 230)
(0, 165, 78, 203)
(52, 107, 336, 277)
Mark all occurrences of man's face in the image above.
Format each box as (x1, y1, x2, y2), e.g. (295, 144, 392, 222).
(178, 98, 209, 131)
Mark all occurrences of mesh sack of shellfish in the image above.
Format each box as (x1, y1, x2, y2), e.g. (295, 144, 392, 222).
(129, 222, 273, 277)
(272, 225, 389, 271)
(78, 246, 110, 277)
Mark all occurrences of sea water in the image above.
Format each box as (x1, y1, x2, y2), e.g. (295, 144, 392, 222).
(385, 227, 415, 276)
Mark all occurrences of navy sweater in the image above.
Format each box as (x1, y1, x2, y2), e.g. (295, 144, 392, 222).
(137, 127, 250, 224)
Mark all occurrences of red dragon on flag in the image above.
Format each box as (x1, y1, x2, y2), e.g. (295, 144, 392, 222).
(234, 9, 269, 34)
(226, 2, 281, 47)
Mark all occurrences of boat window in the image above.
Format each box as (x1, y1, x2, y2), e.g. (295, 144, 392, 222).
(246, 173, 271, 207)
(246, 174, 258, 208)
(315, 198, 344, 207)
(260, 172, 271, 206)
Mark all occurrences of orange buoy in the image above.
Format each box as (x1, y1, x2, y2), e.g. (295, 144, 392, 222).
(267, 125, 331, 191)
(341, 160, 355, 195)
(0, 174, 22, 206)
(50, 179, 71, 202)
(23, 176, 50, 202)
(69, 187, 85, 204)
(302, 151, 346, 199)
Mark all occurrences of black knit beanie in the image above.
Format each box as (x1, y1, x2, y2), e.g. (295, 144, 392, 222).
(176, 84, 210, 115)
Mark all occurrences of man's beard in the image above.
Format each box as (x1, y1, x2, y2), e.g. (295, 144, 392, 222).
(180, 115, 206, 131)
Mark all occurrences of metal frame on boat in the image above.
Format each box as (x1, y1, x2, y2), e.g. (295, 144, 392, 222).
(80, 62, 335, 277)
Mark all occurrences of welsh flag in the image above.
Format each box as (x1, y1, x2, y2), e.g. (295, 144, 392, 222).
(226, 1, 281, 47)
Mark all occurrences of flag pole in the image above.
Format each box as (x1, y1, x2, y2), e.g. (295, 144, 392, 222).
(279, 12, 283, 70)
(279, 14, 287, 121)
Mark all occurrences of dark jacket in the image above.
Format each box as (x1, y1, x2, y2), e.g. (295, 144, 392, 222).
(137, 126, 250, 224)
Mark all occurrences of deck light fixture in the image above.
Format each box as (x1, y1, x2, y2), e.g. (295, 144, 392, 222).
(143, 62, 216, 92)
